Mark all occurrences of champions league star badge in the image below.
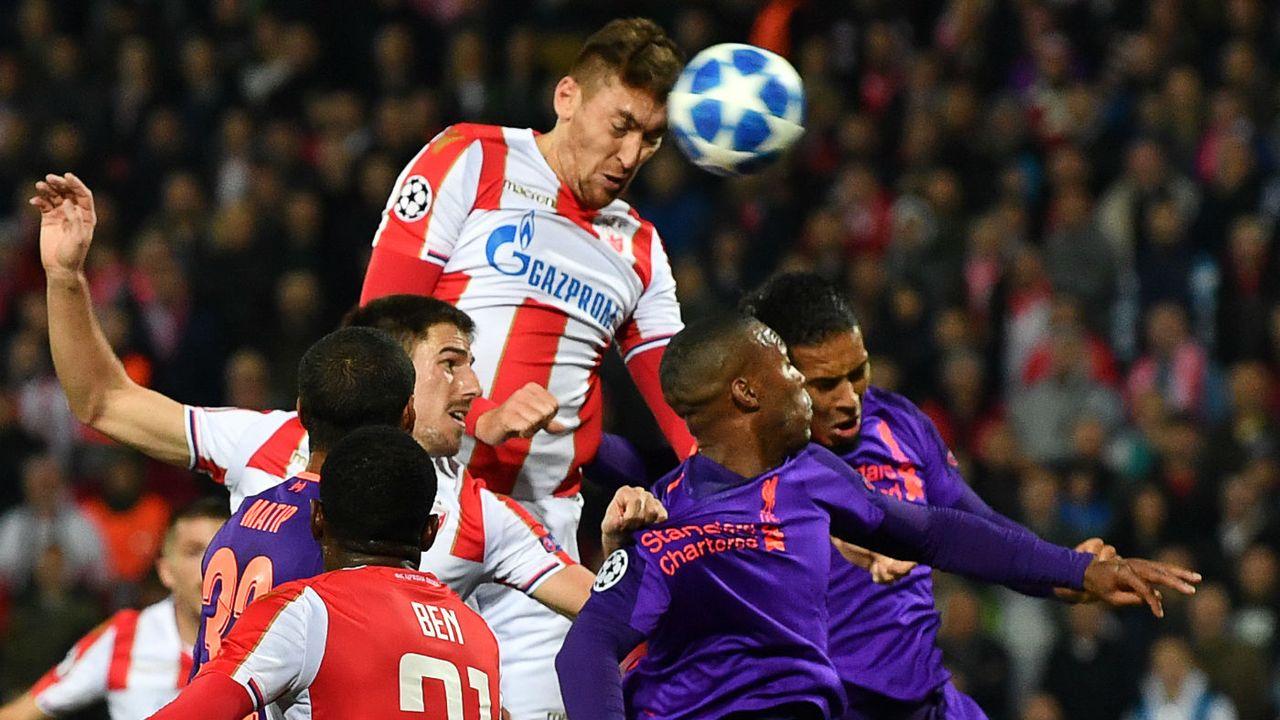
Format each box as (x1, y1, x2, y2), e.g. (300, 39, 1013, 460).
(593, 549, 629, 592)
(394, 175, 433, 222)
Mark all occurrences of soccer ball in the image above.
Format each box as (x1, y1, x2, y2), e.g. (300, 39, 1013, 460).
(667, 43, 805, 177)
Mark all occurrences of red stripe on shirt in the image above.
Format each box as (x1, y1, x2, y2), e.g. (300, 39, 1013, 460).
(245, 417, 306, 477)
(434, 270, 473, 307)
(472, 131, 509, 210)
(466, 299, 570, 495)
(450, 470, 487, 563)
(626, 209, 656, 289)
(496, 494, 575, 565)
(177, 650, 193, 688)
(372, 127, 474, 259)
(106, 609, 141, 690)
(556, 185, 600, 237)
(558, 357, 603, 497)
(31, 617, 117, 695)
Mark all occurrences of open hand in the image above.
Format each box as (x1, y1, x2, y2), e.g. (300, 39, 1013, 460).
(1081, 556, 1201, 618)
(30, 173, 97, 275)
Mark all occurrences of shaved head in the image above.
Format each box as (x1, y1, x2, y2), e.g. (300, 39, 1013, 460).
(659, 314, 794, 415)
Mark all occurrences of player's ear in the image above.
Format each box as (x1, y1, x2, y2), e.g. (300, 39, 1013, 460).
(155, 554, 177, 593)
(730, 376, 759, 412)
(401, 398, 416, 433)
(553, 75, 581, 121)
(419, 513, 440, 553)
(310, 498, 326, 542)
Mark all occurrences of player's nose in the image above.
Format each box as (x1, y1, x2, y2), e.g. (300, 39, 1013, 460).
(618, 133, 643, 170)
(456, 365, 483, 399)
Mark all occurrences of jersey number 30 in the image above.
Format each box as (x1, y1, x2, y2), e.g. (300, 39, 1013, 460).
(201, 547, 275, 661)
(399, 654, 493, 719)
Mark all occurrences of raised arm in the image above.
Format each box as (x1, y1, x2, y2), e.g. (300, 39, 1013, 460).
(33, 174, 189, 466)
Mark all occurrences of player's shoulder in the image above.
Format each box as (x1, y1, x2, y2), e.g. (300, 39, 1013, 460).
(436, 123, 511, 149)
(796, 443, 860, 481)
(864, 386, 937, 441)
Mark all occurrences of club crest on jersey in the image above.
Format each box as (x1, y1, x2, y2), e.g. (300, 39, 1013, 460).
(394, 175, 433, 222)
(540, 535, 562, 554)
(484, 210, 623, 329)
(593, 549, 629, 592)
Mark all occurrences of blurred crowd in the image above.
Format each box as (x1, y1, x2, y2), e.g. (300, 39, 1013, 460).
(1, 0, 1280, 718)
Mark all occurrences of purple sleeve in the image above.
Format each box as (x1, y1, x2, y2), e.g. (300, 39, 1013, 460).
(912, 414, 1058, 596)
(556, 547, 666, 720)
(583, 433, 649, 492)
(861, 494, 1093, 591)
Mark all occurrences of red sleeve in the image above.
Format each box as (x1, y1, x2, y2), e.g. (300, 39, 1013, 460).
(464, 396, 500, 438)
(360, 246, 444, 305)
(147, 673, 253, 720)
(625, 346, 696, 458)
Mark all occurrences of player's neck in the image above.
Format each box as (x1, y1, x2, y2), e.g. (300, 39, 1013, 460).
(324, 552, 419, 573)
(174, 604, 200, 647)
(695, 433, 784, 480)
(535, 128, 577, 199)
(304, 450, 327, 474)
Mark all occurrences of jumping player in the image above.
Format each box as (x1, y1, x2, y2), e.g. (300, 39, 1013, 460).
(556, 314, 1200, 720)
(0, 500, 227, 720)
(149, 426, 502, 719)
(32, 174, 659, 668)
(743, 273, 1129, 719)
(193, 326, 416, 670)
(360, 19, 695, 716)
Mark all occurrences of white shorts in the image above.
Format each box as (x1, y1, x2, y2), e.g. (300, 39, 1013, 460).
(472, 493, 582, 720)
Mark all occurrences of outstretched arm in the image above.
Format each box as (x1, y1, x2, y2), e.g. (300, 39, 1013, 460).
(841, 493, 1199, 618)
(33, 173, 189, 466)
(0, 692, 51, 720)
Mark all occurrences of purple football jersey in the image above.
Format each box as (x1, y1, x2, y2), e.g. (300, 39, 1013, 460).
(560, 436, 1090, 719)
(585, 447, 883, 719)
(828, 386, 1031, 714)
(193, 472, 324, 674)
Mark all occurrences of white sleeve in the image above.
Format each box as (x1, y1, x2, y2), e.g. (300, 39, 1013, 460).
(481, 490, 573, 594)
(32, 619, 118, 714)
(616, 226, 683, 362)
(202, 585, 326, 712)
(184, 407, 291, 487)
(370, 126, 484, 264)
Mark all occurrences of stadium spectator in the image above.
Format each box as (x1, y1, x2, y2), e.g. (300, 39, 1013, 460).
(3, 0, 1280, 712)
(1126, 636, 1238, 720)
(1040, 603, 1135, 720)
(0, 454, 107, 595)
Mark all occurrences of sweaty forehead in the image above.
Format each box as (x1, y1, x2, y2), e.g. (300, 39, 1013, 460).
(418, 323, 471, 355)
(790, 331, 867, 377)
(590, 79, 667, 129)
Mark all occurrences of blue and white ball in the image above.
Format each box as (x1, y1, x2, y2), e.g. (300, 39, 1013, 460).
(668, 43, 805, 176)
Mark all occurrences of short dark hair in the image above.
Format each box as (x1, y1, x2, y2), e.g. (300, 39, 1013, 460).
(163, 497, 231, 553)
(296, 327, 414, 452)
(740, 272, 859, 349)
(659, 312, 755, 416)
(319, 425, 437, 548)
(343, 295, 475, 355)
(569, 18, 684, 99)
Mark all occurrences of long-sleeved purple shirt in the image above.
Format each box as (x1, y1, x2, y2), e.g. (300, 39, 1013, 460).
(557, 444, 1093, 720)
(827, 386, 1043, 712)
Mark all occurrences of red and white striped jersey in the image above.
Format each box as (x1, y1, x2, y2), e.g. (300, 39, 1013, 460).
(185, 406, 308, 512)
(367, 124, 684, 500)
(426, 457, 573, 599)
(33, 597, 191, 718)
(197, 566, 501, 719)
(185, 407, 574, 597)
